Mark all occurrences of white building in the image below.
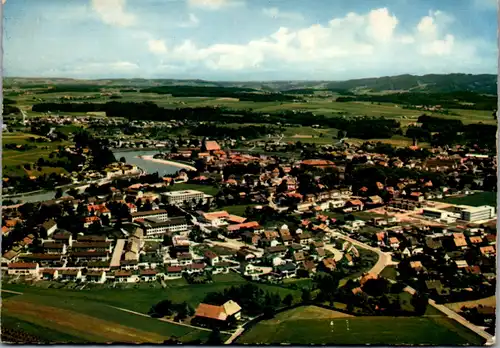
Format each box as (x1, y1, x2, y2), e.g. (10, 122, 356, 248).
(131, 209, 169, 222)
(7, 262, 40, 278)
(454, 205, 496, 222)
(138, 216, 189, 237)
(162, 190, 209, 206)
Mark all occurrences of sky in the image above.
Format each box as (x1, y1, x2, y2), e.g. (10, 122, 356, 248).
(3, 0, 498, 81)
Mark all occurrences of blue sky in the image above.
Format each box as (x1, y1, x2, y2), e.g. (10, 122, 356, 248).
(3, 0, 498, 80)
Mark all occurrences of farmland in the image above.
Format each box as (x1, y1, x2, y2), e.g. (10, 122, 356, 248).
(237, 306, 485, 345)
(1, 272, 302, 343)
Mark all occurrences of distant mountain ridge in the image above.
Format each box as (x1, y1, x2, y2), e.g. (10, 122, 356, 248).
(4, 73, 497, 94)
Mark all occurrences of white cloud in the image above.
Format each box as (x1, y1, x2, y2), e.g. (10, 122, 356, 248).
(262, 7, 304, 21)
(91, 0, 136, 27)
(148, 39, 168, 54)
(179, 13, 200, 27)
(144, 7, 486, 74)
(187, 0, 243, 10)
(109, 61, 139, 70)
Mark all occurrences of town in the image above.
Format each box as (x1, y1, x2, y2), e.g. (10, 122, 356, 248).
(2, 125, 497, 344)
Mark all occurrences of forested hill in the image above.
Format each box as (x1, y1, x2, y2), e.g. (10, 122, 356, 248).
(4, 73, 497, 94)
(323, 74, 497, 94)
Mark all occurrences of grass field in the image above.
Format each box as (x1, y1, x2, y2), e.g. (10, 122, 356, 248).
(380, 266, 398, 280)
(168, 183, 220, 196)
(215, 204, 257, 216)
(11, 90, 497, 125)
(435, 191, 497, 207)
(238, 307, 485, 345)
(444, 296, 496, 312)
(1, 272, 301, 343)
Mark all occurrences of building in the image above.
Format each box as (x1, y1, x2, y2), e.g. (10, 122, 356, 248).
(86, 270, 107, 283)
(41, 220, 58, 237)
(455, 205, 495, 222)
(193, 300, 242, 327)
(138, 216, 189, 237)
(7, 262, 40, 278)
(59, 269, 83, 281)
(162, 190, 206, 206)
(131, 209, 169, 222)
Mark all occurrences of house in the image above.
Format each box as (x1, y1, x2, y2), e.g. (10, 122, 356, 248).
(293, 251, 306, 262)
(59, 269, 83, 281)
(7, 262, 39, 278)
(480, 246, 496, 257)
(204, 250, 220, 266)
(114, 270, 134, 283)
(86, 270, 107, 283)
(276, 262, 297, 278)
(166, 265, 184, 279)
(43, 242, 67, 255)
(236, 249, 256, 262)
(344, 199, 364, 212)
(241, 231, 260, 246)
(2, 250, 20, 266)
(193, 300, 242, 328)
(52, 231, 73, 246)
(320, 258, 336, 272)
(389, 237, 400, 249)
(141, 269, 158, 282)
(298, 260, 317, 277)
(265, 245, 287, 259)
(42, 269, 59, 281)
(367, 196, 383, 205)
(410, 261, 425, 272)
(295, 232, 313, 245)
(41, 220, 58, 237)
(455, 260, 469, 269)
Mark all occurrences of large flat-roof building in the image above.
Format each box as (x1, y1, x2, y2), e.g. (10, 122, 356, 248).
(162, 190, 209, 206)
(137, 216, 189, 237)
(455, 205, 495, 222)
(131, 209, 169, 222)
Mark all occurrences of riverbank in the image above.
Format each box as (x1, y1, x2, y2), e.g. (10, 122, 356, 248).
(140, 155, 196, 171)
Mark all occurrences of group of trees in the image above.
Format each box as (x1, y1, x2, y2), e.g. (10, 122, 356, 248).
(149, 299, 195, 322)
(191, 124, 281, 140)
(336, 91, 497, 111)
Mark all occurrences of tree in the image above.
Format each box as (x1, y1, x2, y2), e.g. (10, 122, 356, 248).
(101, 215, 110, 226)
(54, 188, 63, 199)
(301, 288, 311, 303)
(207, 328, 223, 345)
(119, 156, 126, 163)
(411, 292, 429, 316)
(282, 294, 293, 306)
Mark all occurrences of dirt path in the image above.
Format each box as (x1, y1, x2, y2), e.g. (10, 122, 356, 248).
(107, 305, 232, 335)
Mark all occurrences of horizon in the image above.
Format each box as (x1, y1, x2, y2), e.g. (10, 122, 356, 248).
(4, 72, 497, 84)
(4, 0, 498, 81)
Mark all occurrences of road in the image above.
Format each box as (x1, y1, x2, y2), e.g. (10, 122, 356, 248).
(403, 287, 495, 346)
(224, 326, 245, 344)
(108, 305, 232, 335)
(327, 228, 396, 276)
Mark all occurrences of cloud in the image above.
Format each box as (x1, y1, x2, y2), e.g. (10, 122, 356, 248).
(91, 0, 135, 27)
(262, 7, 304, 21)
(179, 13, 200, 27)
(151, 7, 484, 74)
(148, 39, 168, 54)
(187, 0, 243, 10)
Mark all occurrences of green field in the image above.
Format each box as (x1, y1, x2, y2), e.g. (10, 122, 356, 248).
(435, 191, 497, 207)
(169, 183, 220, 196)
(238, 306, 485, 345)
(215, 204, 257, 216)
(1, 272, 301, 343)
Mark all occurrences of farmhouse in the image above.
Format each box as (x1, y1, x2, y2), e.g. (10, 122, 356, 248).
(193, 300, 242, 327)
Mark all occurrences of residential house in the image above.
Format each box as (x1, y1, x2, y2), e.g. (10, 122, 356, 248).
(7, 262, 40, 278)
(86, 270, 107, 283)
(43, 242, 67, 255)
(141, 269, 158, 282)
(114, 270, 134, 283)
(319, 257, 337, 272)
(59, 269, 83, 282)
(42, 269, 59, 281)
(204, 250, 220, 266)
(41, 220, 58, 237)
(275, 262, 297, 278)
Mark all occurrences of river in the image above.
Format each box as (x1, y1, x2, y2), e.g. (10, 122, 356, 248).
(3, 150, 181, 204)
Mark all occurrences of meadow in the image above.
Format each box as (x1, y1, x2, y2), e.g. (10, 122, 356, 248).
(1, 272, 300, 343)
(435, 191, 497, 207)
(237, 305, 485, 345)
